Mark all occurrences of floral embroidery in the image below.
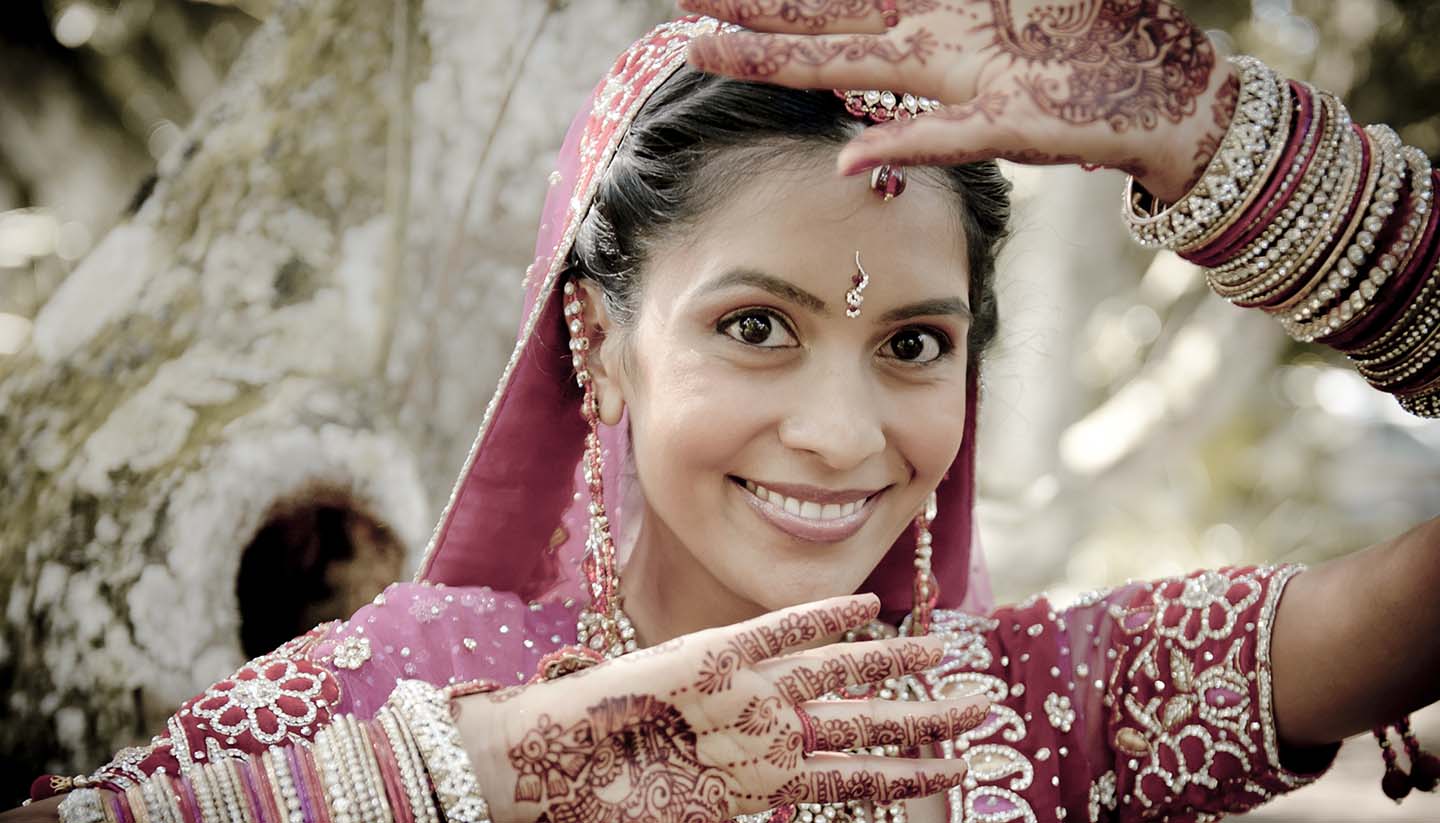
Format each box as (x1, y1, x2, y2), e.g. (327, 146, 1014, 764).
(1150, 570, 1262, 650)
(189, 653, 335, 746)
(331, 635, 372, 670)
(1044, 692, 1075, 734)
(1087, 770, 1117, 822)
(409, 593, 448, 623)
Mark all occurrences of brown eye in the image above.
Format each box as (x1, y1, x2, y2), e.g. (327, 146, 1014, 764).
(721, 310, 796, 348)
(885, 328, 947, 363)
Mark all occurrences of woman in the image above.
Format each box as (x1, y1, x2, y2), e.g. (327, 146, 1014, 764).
(16, 2, 1440, 822)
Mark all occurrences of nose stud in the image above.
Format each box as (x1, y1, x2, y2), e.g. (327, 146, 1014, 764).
(846, 251, 871, 319)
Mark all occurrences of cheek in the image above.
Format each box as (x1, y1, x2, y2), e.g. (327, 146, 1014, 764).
(625, 345, 760, 493)
(890, 378, 969, 487)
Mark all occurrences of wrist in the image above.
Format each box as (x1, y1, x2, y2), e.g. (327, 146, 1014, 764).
(455, 692, 525, 823)
(1137, 58, 1242, 203)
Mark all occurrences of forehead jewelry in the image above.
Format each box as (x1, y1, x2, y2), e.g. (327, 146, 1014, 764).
(846, 251, 871, 319)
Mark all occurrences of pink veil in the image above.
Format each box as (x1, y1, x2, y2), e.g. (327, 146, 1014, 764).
(413, 15, 993, 625)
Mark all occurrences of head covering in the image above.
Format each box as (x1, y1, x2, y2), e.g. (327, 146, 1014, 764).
(413, 15, 993, 625)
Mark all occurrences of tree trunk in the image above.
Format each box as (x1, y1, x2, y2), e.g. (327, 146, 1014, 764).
(0, 0, 672, 793)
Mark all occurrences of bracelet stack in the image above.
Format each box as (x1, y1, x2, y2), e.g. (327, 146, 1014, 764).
(1124, 55, 1440, 416)
(57, 680, 491, 823)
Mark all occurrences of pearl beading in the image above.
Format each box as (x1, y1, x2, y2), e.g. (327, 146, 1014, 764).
(1282, 125, 1412, 340)
(386, 679, 494, 823)
(1204, 81, 1333, 287)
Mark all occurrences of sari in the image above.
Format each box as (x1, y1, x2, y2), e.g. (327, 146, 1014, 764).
(72, 16, 1333, 822)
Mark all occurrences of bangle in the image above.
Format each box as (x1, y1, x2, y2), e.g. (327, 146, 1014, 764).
(1193, 80, 1326, 271)
(1281, 125, 1409, 339)
(1234, 121, 1370, 307)
(59, 788, 108, 823)
(388, 680, 494, 823)
(1124, 57, 1286, 250)
(377, 706, 441, 823)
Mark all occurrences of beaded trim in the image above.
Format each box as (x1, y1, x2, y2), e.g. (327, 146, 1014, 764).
(387, 680, 493, 823)
(1124, 57, 1285, 251)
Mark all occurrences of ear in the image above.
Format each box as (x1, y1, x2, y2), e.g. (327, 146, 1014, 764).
(577, 279, 627, 426)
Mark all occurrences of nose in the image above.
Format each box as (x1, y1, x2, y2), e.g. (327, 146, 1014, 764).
(777, 362, 886, 472)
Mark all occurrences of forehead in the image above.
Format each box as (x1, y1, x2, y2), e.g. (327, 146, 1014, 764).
(651, 157, 971, 300)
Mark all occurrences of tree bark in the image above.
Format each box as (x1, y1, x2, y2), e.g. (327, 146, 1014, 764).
(0, 0, 672, 792)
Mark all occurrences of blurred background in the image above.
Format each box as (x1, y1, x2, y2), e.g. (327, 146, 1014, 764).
(1, 0, 1437, 818)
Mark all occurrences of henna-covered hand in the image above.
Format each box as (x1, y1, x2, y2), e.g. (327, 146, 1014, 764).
(681, 0, 1240, 201)
(451, 594, 989, 823)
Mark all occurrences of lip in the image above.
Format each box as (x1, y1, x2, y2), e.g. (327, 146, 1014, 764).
(730, 476, 885, 543)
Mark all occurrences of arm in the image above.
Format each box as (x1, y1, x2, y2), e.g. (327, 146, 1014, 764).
(1272, 517, 1440, 747)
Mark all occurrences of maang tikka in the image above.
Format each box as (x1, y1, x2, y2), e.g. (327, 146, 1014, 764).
(834, 87, 940, 201)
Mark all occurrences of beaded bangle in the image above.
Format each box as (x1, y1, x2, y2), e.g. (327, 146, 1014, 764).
(314, 724, 352, 823)
(266, 751, 303, 823)
(1236, 122, 1371, 307)
(1328, 147, 1435, 338)
(1281, 125, 1408, 339)
(250, 754, 284, 823)
(387, 680, 494, 823)
(341, 715, 391, 823)
(378, 706, 441, 823)
(239, 763, 270, 823)
(58, 788, 108, 823)
(1125, 56, 1287, 250)
(285, 745, 321, 823)
(1335, 168, 1440, 351)
(1194, 80, 1326, 271)
(1211, 110, 1359, 303)
(369, 717, 415, 823)
(1205, 86, 1339, 287)
(126, 785, 151, 823)
(355, 719, 399, 823)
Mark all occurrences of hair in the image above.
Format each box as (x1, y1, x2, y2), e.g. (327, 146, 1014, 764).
(568, 67, 1010, 364)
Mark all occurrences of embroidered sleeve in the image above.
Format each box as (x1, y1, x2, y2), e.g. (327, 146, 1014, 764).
(85, 582, 574, 791)
(922, 564, 1337, 823)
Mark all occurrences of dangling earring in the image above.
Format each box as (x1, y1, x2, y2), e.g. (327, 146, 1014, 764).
(909, 491, 938, 636)
(565, 280, 636, 659)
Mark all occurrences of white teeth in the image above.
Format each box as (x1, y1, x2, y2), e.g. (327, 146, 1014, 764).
(742, 481, 870, 521)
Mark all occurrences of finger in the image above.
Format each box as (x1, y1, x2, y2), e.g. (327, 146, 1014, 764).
(689, 594, 881, 694)
(836, 92, 1029, 174)
(688, 31, 923, 93)
(762, 636, 945, 702)
(800, 696, 990, 751)
(767, 752, 968, 806)
(677, 0, 889, 35)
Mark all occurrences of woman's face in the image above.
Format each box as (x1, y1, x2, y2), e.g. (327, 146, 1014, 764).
(599, 155, 973, 614)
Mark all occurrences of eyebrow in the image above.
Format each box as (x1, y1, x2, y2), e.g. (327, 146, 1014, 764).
(701, 266, 973, 323)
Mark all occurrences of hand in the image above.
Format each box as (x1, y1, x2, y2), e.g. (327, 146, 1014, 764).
(455, 594, 990, 823)
(679, 0, 1240, 201)
(0, 796, 61, 823)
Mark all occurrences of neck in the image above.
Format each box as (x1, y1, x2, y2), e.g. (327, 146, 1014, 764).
(617, 507, 764, 647)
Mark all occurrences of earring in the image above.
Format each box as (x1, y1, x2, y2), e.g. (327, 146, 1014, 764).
(565, 280, 636, 659)
(910, 491, 938, 635)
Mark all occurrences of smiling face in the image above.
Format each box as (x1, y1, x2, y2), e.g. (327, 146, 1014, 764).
(591, 150, 973, 628)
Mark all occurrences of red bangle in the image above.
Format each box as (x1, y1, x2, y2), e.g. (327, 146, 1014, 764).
(1187, 82, 1317, 267)
(1333, 170, 1440, 352)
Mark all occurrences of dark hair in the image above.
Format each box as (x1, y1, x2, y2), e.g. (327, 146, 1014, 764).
(569, 67, 1009, 363)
